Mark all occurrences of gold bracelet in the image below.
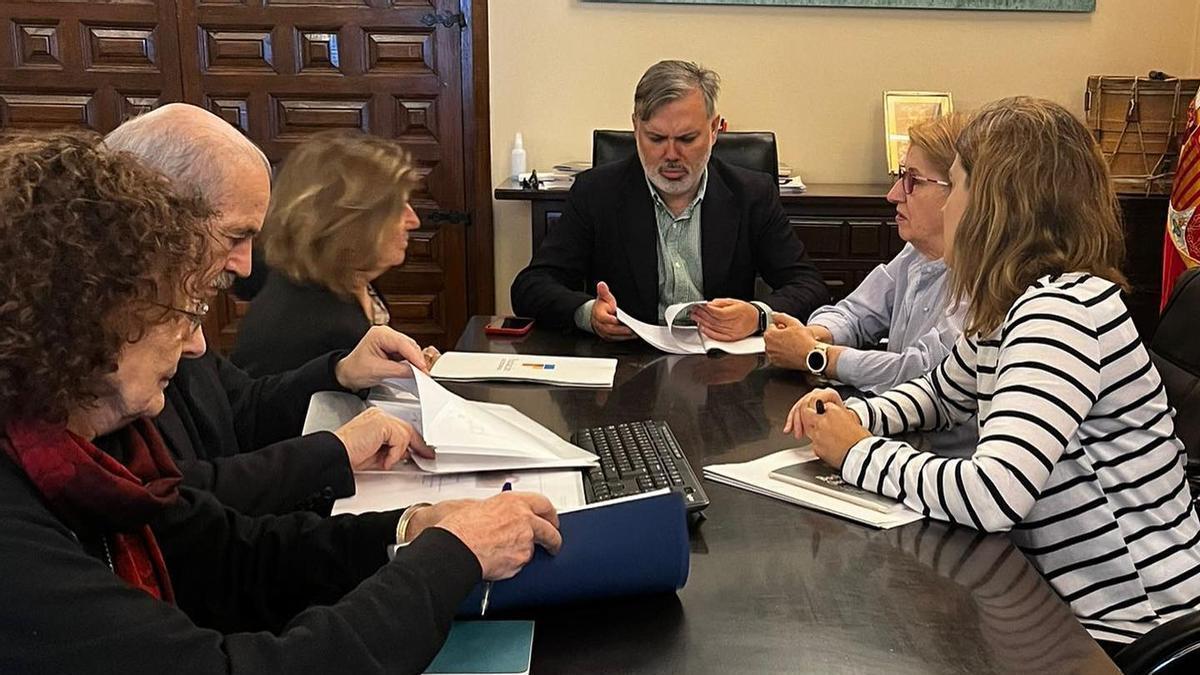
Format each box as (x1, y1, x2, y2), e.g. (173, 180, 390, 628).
(395, 502, 433, 545)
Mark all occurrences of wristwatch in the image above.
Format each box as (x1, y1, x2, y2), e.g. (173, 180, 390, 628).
(805, 341, 831, 376)
(754, 304, 769, 335)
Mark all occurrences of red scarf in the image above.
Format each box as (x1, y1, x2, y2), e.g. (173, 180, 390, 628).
(1, 418, 181, 602)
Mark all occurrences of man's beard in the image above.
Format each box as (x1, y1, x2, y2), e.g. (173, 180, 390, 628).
(211, 270, 236, 291)
(644, 146, 712, 197)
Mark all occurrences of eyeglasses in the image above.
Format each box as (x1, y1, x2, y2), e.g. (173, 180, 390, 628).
(154, 300, 209, 335)
(897, 166, 951, 195)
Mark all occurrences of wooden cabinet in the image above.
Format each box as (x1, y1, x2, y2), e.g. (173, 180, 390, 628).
(0, 0, 495, 352)
(496, 181, 1170, 340)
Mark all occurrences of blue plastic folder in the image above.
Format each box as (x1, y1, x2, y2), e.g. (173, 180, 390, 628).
(457, 489, 689, 616)
(424, 620, 534, 675)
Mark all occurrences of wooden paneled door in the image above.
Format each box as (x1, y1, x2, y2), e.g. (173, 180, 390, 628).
(0, 0, 494, 352)
(178, 0, 482, 351)
(0, 0, 182, 130)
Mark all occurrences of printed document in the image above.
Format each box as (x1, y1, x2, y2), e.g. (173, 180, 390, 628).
(430, 351, 617, 388)
(616, 301, 765, 355)
(332, 465, 586, 516)
(703, 446, 922, 529)
(303, 369, 597, 475)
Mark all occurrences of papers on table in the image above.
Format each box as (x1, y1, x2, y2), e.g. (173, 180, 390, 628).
(703, 446, 923, 529)
(430, 351, 617, 388)
(302, 370, 597, 475)
(332, 465, 586, 516)
(616, 301, 765, 355)
(778, 176, 807, 194)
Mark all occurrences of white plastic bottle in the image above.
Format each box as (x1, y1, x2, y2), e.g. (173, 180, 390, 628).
(510, 132, 527, 179)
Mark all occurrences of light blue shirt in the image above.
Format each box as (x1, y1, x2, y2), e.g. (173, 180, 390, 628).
(807, 243, 963, 394)
(574, 171, 710, 331)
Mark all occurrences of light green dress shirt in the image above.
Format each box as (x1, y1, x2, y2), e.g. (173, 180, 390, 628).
(574, 171, 709, 331)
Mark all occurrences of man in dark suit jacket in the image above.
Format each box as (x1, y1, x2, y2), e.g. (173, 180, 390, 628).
(512, 60, 827, 341)
(105, 104, 435, 516)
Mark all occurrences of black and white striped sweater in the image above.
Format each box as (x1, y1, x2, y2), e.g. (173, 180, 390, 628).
(842, 273, 1200, 642)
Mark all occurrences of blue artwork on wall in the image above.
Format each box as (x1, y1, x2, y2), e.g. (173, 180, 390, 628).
(583, 0, 1094, 11)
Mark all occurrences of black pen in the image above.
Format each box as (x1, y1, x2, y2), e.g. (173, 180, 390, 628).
(480, 480, 514, 616)
(815, 400, 826, 415)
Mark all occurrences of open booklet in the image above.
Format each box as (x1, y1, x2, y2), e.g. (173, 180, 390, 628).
(302, 369, 597, 475)
(703, 446, 922, 529)
(616, 301, 765, 355)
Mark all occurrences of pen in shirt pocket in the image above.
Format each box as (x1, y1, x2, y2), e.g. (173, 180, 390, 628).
(479, 480, 513, 616)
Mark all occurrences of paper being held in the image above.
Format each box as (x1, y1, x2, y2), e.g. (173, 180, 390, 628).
(615, 301, 765, 355)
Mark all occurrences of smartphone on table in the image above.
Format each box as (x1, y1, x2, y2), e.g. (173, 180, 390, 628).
(484, 316, 535, 337)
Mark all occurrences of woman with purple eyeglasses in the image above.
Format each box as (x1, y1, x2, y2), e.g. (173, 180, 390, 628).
(765, 113, 970, 394)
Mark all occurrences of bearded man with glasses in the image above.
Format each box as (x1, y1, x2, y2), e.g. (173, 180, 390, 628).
(511, 60, 828, 343)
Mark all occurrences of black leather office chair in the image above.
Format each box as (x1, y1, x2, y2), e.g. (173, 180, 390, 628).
(1113, 611, 1200, 674)
(591, 130, 779, 179)
(1148, 267, 1200, 497)
(1102, 269, 1200, 674)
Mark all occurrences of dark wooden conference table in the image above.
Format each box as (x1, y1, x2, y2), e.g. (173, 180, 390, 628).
(447, 317, 1119, 674)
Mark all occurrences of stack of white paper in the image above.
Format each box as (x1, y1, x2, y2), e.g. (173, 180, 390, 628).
(703, 446, 923, 529)
(331, 465, 587, 516)
(302, 370, 598, 475)
(616, 301, 765, 355)
(430, 351, 617, 388)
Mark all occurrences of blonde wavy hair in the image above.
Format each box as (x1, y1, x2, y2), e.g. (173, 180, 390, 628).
(949, 96, 1128, 336)
(907, 112, 971, 179)
(261, 131, 421, 299)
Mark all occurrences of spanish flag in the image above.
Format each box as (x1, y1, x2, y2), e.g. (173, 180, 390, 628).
(1162, 88, 1200, 308)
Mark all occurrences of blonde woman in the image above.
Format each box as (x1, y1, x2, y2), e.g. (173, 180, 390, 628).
(232, 131, 437, 376)
(785, 97, 1200, 648)
(765, 114, 970, 393)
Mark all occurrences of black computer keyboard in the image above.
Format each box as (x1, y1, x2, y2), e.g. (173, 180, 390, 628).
(572, 420, 709, 512)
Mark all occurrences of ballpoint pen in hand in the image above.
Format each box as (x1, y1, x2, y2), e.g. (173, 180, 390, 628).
(479, 480, 514, 616)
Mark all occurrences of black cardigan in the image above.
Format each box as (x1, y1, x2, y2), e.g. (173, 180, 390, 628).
(510, 154, 830, 328)
(0, 450, 481, 674)
(232, 273, 373, 378)
(155, 350, 356, 516)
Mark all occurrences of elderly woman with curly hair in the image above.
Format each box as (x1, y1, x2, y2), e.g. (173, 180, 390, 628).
(0, 132, 561, 674)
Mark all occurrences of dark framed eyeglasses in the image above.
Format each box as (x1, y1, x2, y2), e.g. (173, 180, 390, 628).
(154, 300, 209, 334)
(897, 166, 951, 195)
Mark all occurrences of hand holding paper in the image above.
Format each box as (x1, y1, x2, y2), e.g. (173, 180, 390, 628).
(335, 325, 432, 390)
(690, 298, 759, 341)
(592, 281, 636, 341)
(333, 407, 433, 470)
(615, 301, 766, 355)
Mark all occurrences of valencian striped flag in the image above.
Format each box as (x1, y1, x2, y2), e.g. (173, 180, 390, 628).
(1162, 88, 1200, 307)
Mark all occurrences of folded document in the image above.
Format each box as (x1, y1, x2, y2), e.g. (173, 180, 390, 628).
(703, 447, 922, 529)
(303, 370, 597, 475)
(617, 301, 764, 355)
(430, 351, 617, 388)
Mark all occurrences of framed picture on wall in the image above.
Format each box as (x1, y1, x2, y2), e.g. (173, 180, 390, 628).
(883, 91, 954, 175)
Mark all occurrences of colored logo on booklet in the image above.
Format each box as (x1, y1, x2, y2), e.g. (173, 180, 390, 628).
(521, 363, 556, 370)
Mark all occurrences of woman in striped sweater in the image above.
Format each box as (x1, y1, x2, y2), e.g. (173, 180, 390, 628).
(784, 96, 1200, 646)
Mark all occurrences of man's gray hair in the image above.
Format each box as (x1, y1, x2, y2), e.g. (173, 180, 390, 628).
(633, 60, 721, 122)
(103, 103, 270, 204)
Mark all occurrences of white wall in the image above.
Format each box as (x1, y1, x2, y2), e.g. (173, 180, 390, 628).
(488, 0, 1200, 312)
